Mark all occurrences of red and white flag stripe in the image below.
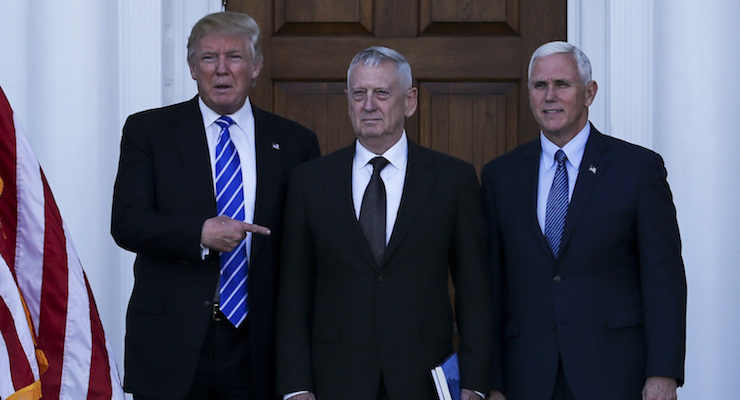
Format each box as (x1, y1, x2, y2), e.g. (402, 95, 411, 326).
(0, 254, 44, 399)
(0, 86, 124, 399)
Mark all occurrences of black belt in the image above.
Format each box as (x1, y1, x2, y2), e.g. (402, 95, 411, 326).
(211, 302, 227, 322)
(211, 302, 251, 329)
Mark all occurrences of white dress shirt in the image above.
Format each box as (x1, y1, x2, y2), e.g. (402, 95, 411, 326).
(536, 123, 591, 233)
(351, 131, 408, 243)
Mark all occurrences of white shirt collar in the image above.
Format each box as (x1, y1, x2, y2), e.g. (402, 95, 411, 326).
(197, 97, 254, 130)
(539, 123, 591, 170)
(353, 131, 409, 172)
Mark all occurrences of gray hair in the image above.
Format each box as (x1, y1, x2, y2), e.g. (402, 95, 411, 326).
(528, 41, 592, 85)
(347, 46, 413, 90)
(187, 11, 263, 65)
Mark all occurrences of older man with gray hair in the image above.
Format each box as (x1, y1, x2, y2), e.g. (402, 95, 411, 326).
(276, 46, 493, 400)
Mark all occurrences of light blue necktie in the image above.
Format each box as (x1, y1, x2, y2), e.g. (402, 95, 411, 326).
(544, 149, 569, 259)
(214, 116, 248, 327)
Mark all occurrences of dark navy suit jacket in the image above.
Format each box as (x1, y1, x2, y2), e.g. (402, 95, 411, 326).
(480, 125, 686, 399)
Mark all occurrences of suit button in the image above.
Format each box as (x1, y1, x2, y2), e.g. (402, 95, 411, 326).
(550, 324, 557, 331)
(376, 275, 383, 283)
(553, 275, 562, 282)
(204, 300, 212, 308)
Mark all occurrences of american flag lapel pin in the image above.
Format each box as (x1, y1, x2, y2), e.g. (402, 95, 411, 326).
(588, 165, 597, 174)
(272, 142, 280, 150)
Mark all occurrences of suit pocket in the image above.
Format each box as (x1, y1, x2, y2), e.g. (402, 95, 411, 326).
(503, 319, 520, 338)
(605, 306, 644, 329)
(128, 292, 166, 315)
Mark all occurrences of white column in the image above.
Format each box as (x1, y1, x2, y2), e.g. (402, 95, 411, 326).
(0, 2, 221, 392)
(161, 0, 223, 106)
(568, 0, 609, 132)
(117, 2, 164, 386)
(571, 0, 740, 397)
(1, 0, 130, 390)
(0, 3, 31, 119)
(119, 1, 163, 119)
(654, 1, 740, 398)
(568, 0, 653, 147)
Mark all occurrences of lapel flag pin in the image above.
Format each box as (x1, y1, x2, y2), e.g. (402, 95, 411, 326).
(588, 165, 597, 174)
(272, 142, 280, 150)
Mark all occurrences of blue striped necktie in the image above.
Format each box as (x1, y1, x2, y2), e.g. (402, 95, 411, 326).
(544, 149, 569, 259)
(214, 115, 248, 327)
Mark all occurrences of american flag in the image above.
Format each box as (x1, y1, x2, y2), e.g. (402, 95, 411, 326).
(0, 86, 124, 399)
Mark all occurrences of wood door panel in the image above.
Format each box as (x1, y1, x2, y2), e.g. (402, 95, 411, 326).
(273, 81, 354, 154)
(283, 0, 361, 22)
(420, 0, 518, 34)
(228, 0, 564, 352)
(268, 37, 522, 79)
(418, 82, 518, 174)
(228, 0, 566, 168)
(276, 0, 372, 34)
(429, 0, 507, 21)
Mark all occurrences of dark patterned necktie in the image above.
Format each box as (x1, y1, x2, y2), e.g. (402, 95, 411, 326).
(359, 157, 390, 264)
(544, 149, 569, 258)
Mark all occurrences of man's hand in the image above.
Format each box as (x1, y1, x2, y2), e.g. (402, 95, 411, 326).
(461, 389, 484, 400)
(487, 389, 506, 400)
(201, 215, 271, 253)
(642, 376, 677, 400)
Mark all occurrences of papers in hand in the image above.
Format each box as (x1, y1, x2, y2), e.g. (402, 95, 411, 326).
(431, 352, 460, 400)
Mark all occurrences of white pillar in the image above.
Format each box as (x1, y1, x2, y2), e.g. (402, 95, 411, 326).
(0, 0, 126, 371)
(568, 0, 654, 148)
(571, 0, 740, 396)
(654, 1, 740, 398)
(0, 2, 221, 394)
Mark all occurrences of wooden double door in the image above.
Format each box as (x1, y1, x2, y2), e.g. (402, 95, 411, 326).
(228, 0, 566, 172)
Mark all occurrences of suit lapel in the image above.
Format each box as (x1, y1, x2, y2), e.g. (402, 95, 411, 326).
(383, 142, 435, 264)
(172, 97, 216, 216)
(251, 105, 284, 259)
(518, 140, 553, 258)
(559, 126, 610, 259)
(322, 145, 374, 263)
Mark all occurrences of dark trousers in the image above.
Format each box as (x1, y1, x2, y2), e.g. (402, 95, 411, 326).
(376, 376, 390, 400)
(136, 317, 253, 400)
(552, 357, 577, 400)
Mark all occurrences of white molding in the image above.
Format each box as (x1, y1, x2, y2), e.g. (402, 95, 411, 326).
(118, 0, 224, 115)
(567, 0, 609, 137)
(567, 0, 654, 149)
(608, 1, 653, 148)
(567, 0, 582, 49)
(162, 0, 224, 106)
(118, 0, 163, 119)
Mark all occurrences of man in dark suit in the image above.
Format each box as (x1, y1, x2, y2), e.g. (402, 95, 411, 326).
(275, 46, 492, 400)
(111, 11, 320, 400)
(481, 41, 686, 400)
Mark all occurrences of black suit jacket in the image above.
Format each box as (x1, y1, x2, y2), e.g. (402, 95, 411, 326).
(480, 126, 686, 399)
(111, 96, 320, 399)
(276, 140, 493, 400)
